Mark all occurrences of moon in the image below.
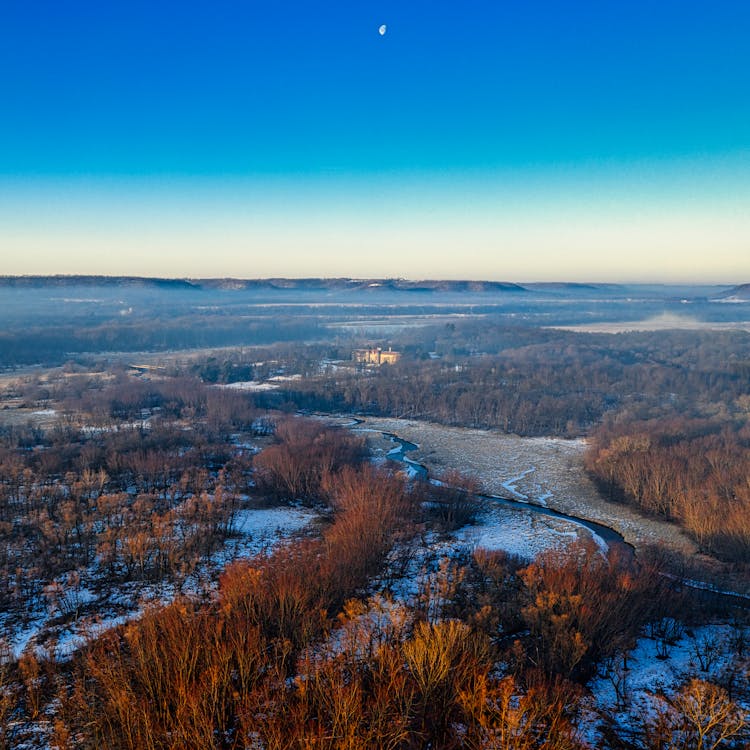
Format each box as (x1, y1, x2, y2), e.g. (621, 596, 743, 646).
(378, 24, 387, 36)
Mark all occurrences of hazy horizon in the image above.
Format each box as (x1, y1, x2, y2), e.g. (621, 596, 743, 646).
(0, 272, 746, 289)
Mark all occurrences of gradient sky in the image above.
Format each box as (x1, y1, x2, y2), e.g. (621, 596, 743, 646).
(1, 0, 749, 281)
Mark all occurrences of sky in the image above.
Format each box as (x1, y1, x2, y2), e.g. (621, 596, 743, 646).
(1, 0, 749, 282)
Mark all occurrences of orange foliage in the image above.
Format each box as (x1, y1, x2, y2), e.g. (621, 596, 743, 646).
(587, 419, 750, 562)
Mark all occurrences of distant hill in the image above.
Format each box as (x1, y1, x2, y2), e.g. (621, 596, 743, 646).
(524, 282, 621, 290)
(0, 275, 199, 290)
(523, 282, 623, 293)
(0, 276, 529, 294)
(714, 283, 750, 301)
(197, 278, 529, 293)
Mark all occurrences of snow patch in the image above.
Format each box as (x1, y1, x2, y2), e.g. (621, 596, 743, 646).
(216, 381, 279, 391)
(501, 467, 535, 499)
(455, 506, 584, 561)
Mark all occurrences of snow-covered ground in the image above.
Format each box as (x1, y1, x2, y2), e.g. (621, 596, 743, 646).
(455, 505, 584, 559)
(374, 503, 592, 610)
(213, 506, 319, 564)
(4, 504, 319, 661)
(215, 380, 279, 391)
(216, 374, 303, 391)
(586, 623, 750, 743)
(500, 467, 537, 500)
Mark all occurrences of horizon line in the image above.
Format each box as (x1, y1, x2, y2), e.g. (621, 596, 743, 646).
(0, 274, 745, 288)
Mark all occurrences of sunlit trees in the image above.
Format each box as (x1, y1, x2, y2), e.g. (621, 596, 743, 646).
(517, 543, 666, 680)
(640, 679, 748, 750)
(587, 419, 750, 562)
(458, 673, 585, 750)
(254, 418, 366, 502)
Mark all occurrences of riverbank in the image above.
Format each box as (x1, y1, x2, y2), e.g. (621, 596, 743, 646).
(358, 416, 699, 556)
(356, 416, 750, 598)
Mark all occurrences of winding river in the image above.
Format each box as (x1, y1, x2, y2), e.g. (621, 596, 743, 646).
(344, 417, 750, 610)
(380, 430, 631, 553)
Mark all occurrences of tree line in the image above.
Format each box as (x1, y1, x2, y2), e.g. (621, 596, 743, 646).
(279, 327, 750, 436)
(586, 416, 750, 563)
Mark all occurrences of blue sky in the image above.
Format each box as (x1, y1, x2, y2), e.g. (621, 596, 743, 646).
(1, 1, 749, 280)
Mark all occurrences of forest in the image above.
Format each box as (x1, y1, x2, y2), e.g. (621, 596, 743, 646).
(281, 326, 750, 436)
(0, 364, 747, 748)
(586, 418, 750, 562)
(1, 284, 750, 747)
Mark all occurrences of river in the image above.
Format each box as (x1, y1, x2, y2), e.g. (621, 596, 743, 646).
(345, 417, 750, 610)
